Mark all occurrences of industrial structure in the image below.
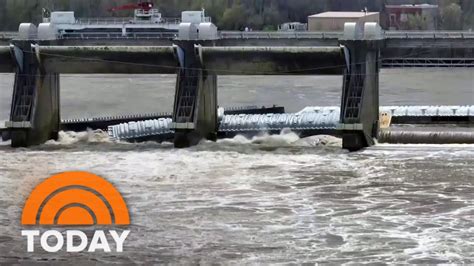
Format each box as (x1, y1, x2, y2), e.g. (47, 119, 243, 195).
(21, 3, 216, 40)
(278, 22, 307, 32)
(0, 7, 473, 151)
(308, 12, 380, 31)
(0, 22, 385, 151)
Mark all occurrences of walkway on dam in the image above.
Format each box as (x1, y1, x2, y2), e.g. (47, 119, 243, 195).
(3, 30, 474, 40)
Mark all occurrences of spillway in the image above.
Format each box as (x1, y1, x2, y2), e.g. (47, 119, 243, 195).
(107, 105, 474, 143)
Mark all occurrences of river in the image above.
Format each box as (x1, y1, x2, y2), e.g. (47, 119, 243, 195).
(0, 69, 473, 264)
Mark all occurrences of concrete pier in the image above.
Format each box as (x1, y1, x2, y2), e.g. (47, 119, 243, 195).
(195, 72, 218, 141)
(7, 43, 60, 147)
(339, 23, 383, 151)
(172, 42, 218, 147)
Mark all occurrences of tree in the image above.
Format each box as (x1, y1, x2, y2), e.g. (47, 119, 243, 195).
(406, 14, 431, 30)
(441, 3, 463, 30)
(461, 0, 474, 29)
(219, 3, 247, 30)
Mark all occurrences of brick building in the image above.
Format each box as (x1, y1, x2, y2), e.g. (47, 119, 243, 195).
(386, 4, 439, 30)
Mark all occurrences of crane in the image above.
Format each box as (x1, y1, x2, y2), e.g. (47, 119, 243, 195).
(107, 1, 162, 23)
(108, 1, 154, 13)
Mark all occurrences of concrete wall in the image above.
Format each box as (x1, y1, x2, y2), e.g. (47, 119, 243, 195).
(308, 14, 380, 31)
(199, 46, 345, 75)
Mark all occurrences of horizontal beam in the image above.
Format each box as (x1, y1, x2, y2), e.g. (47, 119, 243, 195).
(2, 44, 473, 74)
(198, 46, 345, 75)
(37, 46, 177, 74)
(383, 58, 474, 68)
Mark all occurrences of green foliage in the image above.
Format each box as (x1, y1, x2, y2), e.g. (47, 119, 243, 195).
(439, 0, 460, 8)
(262, 25, 276, 31)
(219, 3, 247, 30)
(461, 0, 474, 29)
(441, 2, 463, 30)
(406, 14, 432, 30)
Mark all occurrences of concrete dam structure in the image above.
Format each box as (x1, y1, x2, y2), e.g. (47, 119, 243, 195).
(4, 29, 474, 66)
(0, 22, 472, 151)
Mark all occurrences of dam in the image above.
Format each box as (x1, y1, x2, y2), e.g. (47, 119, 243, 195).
(0, 22, 473, 150)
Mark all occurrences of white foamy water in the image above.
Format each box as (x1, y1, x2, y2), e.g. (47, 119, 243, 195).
(0, 71, 473, 263)
(0, 132, 473, 264)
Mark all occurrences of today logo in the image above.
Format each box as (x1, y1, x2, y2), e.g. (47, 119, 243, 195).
(21, 171, 130, 252)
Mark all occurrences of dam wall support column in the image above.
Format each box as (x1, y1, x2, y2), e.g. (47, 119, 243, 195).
(7, 43, 60, 147)
(172, 42, 218, 148)
(196, 71, 218, 141)
(339, 23, 383, 151)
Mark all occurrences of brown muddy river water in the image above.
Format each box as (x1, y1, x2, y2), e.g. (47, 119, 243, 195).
(0, 69, 473, 264)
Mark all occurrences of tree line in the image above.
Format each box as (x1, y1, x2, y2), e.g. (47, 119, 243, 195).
(0, 0, 472, 31)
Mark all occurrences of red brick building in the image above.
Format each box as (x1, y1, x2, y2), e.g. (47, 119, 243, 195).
(386, 4, 439, 30)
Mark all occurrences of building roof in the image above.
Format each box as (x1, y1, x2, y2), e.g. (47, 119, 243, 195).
(308, 12, 379, 18)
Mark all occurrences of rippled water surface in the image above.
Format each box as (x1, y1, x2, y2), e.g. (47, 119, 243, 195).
(0, 70, 473, 264)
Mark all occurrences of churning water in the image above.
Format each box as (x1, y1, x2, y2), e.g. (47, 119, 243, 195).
(0, 69, 473, 263)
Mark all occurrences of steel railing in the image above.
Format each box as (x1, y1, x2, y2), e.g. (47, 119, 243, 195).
(220, 30, 474, 39)
(385, 31, 474, 39)
(4, 29, 474, 40)
(219, 31, 342, 39)
(75, 17, 181, 25)
(60, 31, 178, 40)
(57, 30, 474, 40)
